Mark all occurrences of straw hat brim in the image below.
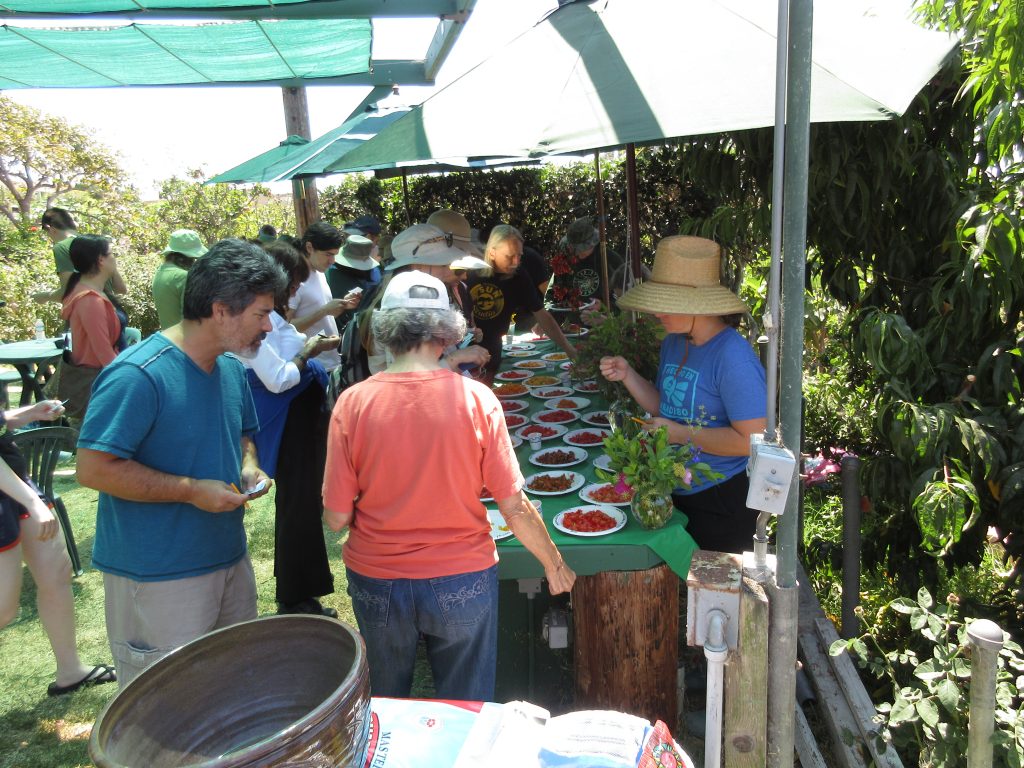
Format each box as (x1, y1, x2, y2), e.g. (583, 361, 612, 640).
(617, 280, 748, 316)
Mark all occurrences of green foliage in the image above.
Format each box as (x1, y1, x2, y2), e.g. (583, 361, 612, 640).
(154, 171, 294, 246)
(596, 422, 721, 499)
(801, 305, 875, 456)
(570, 313, 662, 403)
(661, 0, 1024, 617)
(0, 226, 63, 341)
(832, 589, 1024, 767)
(0, 95, 130, 228)
(318, 147, 713, 266)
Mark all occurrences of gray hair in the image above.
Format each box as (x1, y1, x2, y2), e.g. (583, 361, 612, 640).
(371, 307, 467, 356)
(485, 224, 524, 257)
(183, 238, 287, 320)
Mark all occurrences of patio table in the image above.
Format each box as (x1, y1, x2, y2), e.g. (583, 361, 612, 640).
(0, 338, 63, 406)
(491, 336, 696, 726)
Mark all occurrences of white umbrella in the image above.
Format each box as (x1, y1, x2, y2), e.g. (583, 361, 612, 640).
(336, 0, 957, 167)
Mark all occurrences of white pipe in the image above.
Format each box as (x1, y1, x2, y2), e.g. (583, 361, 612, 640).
(703, 609, 729, 768)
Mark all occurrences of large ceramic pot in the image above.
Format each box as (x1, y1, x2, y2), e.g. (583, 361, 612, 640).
(630, 486, 674, 530)
(90, 615, 370, 768)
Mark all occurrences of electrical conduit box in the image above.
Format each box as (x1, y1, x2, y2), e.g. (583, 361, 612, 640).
(686, 551, 742, 649)
(746, 434, 797, 515)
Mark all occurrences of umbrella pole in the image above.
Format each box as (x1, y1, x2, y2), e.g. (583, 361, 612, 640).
(594, 154, 611, 310)
(625, 144, 642, 286)
(402, 169, 412, 226)
(767, 1, 812, 766)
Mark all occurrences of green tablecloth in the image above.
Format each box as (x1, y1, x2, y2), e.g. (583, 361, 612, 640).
(492, 338, 697, 580)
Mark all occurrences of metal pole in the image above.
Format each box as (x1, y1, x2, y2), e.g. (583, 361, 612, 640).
(841, 456, 862, 639)
(753, 0, 792, 577)
(594, 153, 611, 310)
(401, 169, 411, 226)
(764, 0, 790, 439)
(625, 144, 642, 287)
(767, 0, 812, 764)
(967, 619, 1005, 768)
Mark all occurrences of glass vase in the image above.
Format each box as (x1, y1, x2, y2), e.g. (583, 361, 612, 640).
(629, 486, 673, 530)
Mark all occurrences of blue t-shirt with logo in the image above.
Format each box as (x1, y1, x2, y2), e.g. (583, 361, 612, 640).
(655, 328, 766, 492)
(80, 333, 259, 581)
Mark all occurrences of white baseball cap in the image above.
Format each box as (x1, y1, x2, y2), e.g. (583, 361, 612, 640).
(381, 270, 451, 311)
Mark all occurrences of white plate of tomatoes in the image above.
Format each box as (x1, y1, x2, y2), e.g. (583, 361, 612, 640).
(563, 428, 611, 447)
(515, 423, 568, 442)
(532, 409, 579, 426)
(504, 413, 529, 429)
(578, 482, 633, 506)
(553, 505, 626, 537)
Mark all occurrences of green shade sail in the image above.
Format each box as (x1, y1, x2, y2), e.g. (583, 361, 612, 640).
(209, 106, 542, 183)
(0, 18, 371, 88)
(337, 0, 959, 168)
(209, 109, 408, 183)
(0, 0, 461, 19)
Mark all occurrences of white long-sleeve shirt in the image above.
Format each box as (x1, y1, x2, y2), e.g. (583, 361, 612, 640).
(239, 311, 306, 393)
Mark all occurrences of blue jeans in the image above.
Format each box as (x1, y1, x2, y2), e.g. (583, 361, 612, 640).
(345, 565, 498, 701)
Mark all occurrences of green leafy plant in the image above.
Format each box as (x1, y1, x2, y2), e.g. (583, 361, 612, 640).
(595, 423, 721, 498)
(570, 313, 662, 404)
(832, 588, 1024, 767)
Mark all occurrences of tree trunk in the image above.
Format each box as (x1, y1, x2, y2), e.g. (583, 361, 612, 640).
(281, 86, 320, 234)
(573, 564, 678, 726)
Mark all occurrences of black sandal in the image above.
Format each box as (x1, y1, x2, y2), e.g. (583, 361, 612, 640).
(47, 664, 117, 696)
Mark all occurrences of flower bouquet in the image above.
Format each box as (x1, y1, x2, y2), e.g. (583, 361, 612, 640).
(595, 422, 722, 529)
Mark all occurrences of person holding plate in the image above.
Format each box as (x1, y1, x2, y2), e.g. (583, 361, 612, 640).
(323, 270, 575, 701)
(599, 236, 766, 554)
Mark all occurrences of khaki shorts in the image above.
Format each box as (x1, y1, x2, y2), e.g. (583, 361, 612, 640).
(103, 555, 257, 688)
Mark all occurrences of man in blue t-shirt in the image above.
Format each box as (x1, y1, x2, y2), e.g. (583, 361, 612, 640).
(77, 239, 286, 687)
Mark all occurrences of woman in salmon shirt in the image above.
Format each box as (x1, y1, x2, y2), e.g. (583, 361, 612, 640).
(323, 269, 575, 702)
(60, 235, 123, 419)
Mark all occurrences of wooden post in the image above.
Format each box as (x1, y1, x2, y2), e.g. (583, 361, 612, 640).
(573, 564, 678, 726)
(724, 576, 769, 768)
(281, 85, 320, 234)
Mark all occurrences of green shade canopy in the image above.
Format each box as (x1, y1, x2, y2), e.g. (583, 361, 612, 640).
(0, 0, 464, 19)
(210, 105, 542, 183)
(209, 108, 408, 183)
(0, 0, 476, 88)
(337, 0, 959, 168)
(208, 133, 312, 184)
(0, 19, 370, 89)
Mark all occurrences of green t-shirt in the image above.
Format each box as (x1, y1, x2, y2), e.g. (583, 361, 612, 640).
(53, 236, 75, 274)
(54, 233, 118, 297)
(151, 261, 189, 330)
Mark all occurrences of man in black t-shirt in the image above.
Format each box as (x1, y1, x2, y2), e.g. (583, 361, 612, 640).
(469, 225, 576, 381)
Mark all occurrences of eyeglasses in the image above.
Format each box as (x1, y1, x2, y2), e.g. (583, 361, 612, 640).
(412, 232, 454, 256)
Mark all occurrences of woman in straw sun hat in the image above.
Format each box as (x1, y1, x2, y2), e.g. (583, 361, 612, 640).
(599, 236, 767, 554)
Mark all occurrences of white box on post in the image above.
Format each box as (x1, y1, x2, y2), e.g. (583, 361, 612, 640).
(745, 435, 797, 515)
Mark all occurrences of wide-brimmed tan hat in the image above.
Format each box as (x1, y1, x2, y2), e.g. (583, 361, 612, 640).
(426, 208, 483, 257)
(616, 236, 748, 316)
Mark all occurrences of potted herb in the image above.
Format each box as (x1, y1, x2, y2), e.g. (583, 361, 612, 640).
(596, 425, 722, 529)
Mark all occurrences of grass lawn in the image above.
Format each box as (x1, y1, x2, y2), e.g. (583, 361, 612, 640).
(0, 456, 359, 768)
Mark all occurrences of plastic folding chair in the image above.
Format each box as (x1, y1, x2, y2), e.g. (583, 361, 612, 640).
(13, 425, 83, 576)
